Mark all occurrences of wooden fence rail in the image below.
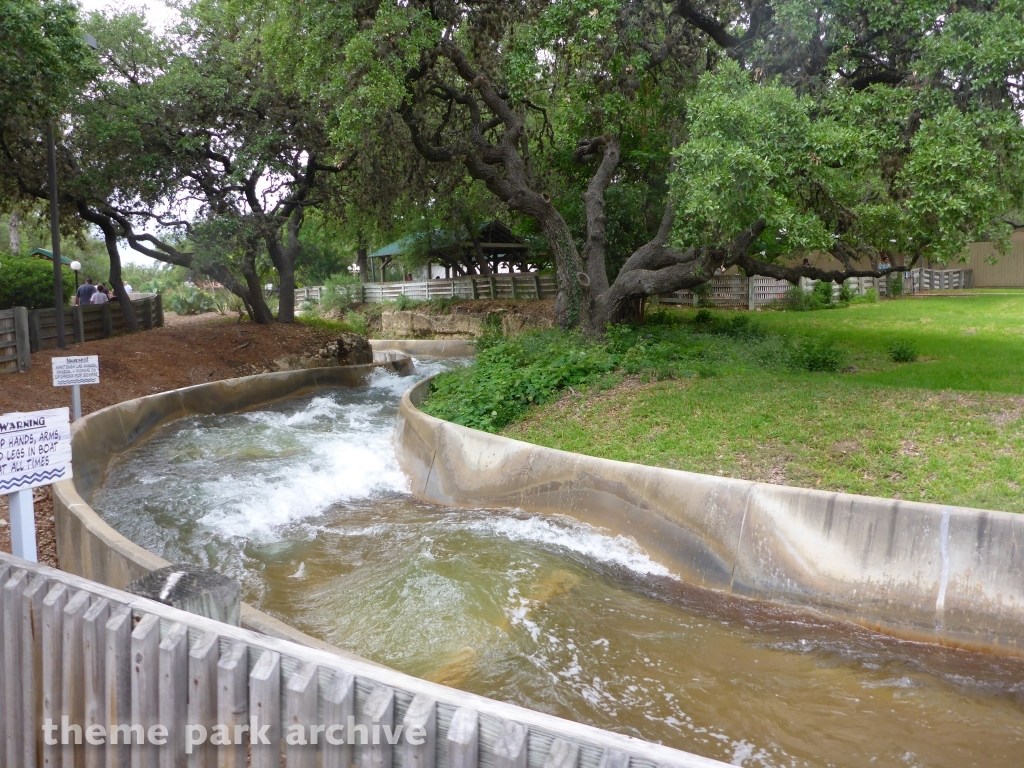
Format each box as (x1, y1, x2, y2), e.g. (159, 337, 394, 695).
(296, 275, 558, 307)
(0, 551, 723, 768)
(297, 269, 971, 312)
(658, 268, 972, 310)
(0, 295, 163, 375)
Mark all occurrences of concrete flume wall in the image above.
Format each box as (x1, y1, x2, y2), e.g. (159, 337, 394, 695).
(49, 334, 1024, 658)
(51, 357, 415, 658)
(396, 378, 1024, 656)
(370, 338, 476, 357)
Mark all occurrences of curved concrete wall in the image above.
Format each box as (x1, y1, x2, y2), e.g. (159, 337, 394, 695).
(371, 338, 476, 357)
(396, 378, 1024, 656)
(52, 358, 414, 659)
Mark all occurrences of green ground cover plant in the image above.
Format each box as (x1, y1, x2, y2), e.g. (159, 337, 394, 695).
(425, 293, 1024, 512)
(423, 310, 848, 431)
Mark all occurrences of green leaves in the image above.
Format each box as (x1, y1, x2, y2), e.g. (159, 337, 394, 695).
(0, 0, 99, 121)
(423, 331, 619, 432)
(669, 58, 1024, 267)
(898, 108, 1017, 263)
(669, 63, 841, 257)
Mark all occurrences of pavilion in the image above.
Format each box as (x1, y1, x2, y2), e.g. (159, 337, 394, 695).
(367, 221, 531, 281)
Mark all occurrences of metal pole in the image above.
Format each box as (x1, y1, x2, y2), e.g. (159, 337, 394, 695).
(46, 122, 66, 349)
(8, 489, 38, 562)
(71, 384, 82, 422)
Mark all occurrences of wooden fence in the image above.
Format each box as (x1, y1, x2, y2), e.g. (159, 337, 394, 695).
(911, 268, 973, 291)
(298, 269, 971, 312)
(0, 295, 163, 375)
(659, 268, 973, 309)
(296, 275, 558, 306)
(0, 551, 721, 768)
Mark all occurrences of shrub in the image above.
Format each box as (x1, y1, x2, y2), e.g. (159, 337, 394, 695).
(694, 308, 714, 324)
(422, 330, 617, 431)
(224, 292, 247, 319)
(888, 338, 918, 363)
(321, 272, 362, 314)
(693, 281, 712, 307)
(839, 282, 854, 303)
(0, 255, 74, 310)
(813, 279, 834, 306)
(423, 316, 854, 433)
(785, 284, 818, 311)
(393, 294, 416, 311)
(343, 310, 368, 335)
(165, 285, 220, 315)
(889, 272, 904, 297)
(790, 338, 844, 372)
(786, 280, 837, 311)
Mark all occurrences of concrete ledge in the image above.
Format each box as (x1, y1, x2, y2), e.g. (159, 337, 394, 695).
(371, 338, 476, 357)
(396, 377, 1024, 656)
(52, 356, 414, 661)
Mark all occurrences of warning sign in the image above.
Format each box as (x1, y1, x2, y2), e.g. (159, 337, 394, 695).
(52, 356, 100, 387)
(0, 408, 73, 492)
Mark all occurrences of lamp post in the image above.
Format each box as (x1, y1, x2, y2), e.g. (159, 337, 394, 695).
(70, 260, 81, 292)
(46, 122, 66, 349)
(46, 35, 98, 349)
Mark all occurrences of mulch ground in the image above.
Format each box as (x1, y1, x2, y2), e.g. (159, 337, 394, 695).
(0, 312, 337, 566)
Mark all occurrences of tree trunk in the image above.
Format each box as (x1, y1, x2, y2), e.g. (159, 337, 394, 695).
(240, 253, 274, 324)
(8, 210, 20, 254)
(472, 235, 491, 275)
(356, 247, 369, 283)
(276, 260, 296, 322)
(579, 136, 620, 295)
(539, 209, 592, 333)
(88, 210, 139, 332)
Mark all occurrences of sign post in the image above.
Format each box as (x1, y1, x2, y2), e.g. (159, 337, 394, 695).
(52, 355, 99, 421)
(0, 408, 73, 562)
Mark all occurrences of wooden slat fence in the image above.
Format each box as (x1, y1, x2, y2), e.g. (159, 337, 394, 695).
(911, 268, 972, 291)
(297, 269, 972, 313)
(0, 296, 164, 375)
(297, 275, 558, 306)
(0, 551, 723, 768)
(0, 308, 30, 374)
(659, 268, 973, 309)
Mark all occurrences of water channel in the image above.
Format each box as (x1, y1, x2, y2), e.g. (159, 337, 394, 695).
(91, 359, 1024, 768)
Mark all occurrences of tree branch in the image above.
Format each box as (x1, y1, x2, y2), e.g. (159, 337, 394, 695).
(577, 135, 622, 294)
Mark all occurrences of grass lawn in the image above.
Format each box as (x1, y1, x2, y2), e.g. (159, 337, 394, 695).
(500, 292, 1024, 512)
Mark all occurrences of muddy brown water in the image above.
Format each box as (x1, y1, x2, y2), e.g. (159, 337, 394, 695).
(91, 360, 1024, 767)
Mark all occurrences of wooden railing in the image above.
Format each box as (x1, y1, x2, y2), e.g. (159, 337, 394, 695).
(910, 268, 973, 291)
(659, 268, 974, 309)
(295, 268, 973, 314)
(0, 551, 723, 768)
(0, 307, 31, 374)
(296, 275, 558, 306)
(0, 296, 163, 374)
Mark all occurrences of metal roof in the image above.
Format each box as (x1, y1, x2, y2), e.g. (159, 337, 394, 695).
(368, 221, 525, 260)
(28, 247, 73, 266)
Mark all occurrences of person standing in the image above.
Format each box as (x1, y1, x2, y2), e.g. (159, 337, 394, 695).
(90, 284, 109, 305)
(75, 277, 97, 306)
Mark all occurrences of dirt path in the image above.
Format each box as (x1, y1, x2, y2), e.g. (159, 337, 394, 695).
(0, 313, 337, 566)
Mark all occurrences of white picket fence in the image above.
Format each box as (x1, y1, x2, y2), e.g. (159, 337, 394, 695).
(659, 268, 973, 309)
(0, 551, 720, 768)
(296, 268, 972, 311)
(911, 268, 972, 291)
(296, 275, 558, 306)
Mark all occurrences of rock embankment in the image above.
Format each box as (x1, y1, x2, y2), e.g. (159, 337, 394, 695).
(382, 307, 553, 339)
(273, 332, 373, 371)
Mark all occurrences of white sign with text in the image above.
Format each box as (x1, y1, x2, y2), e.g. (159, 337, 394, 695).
(0, 408, 73, 493)
(52, 355, 100, 387)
